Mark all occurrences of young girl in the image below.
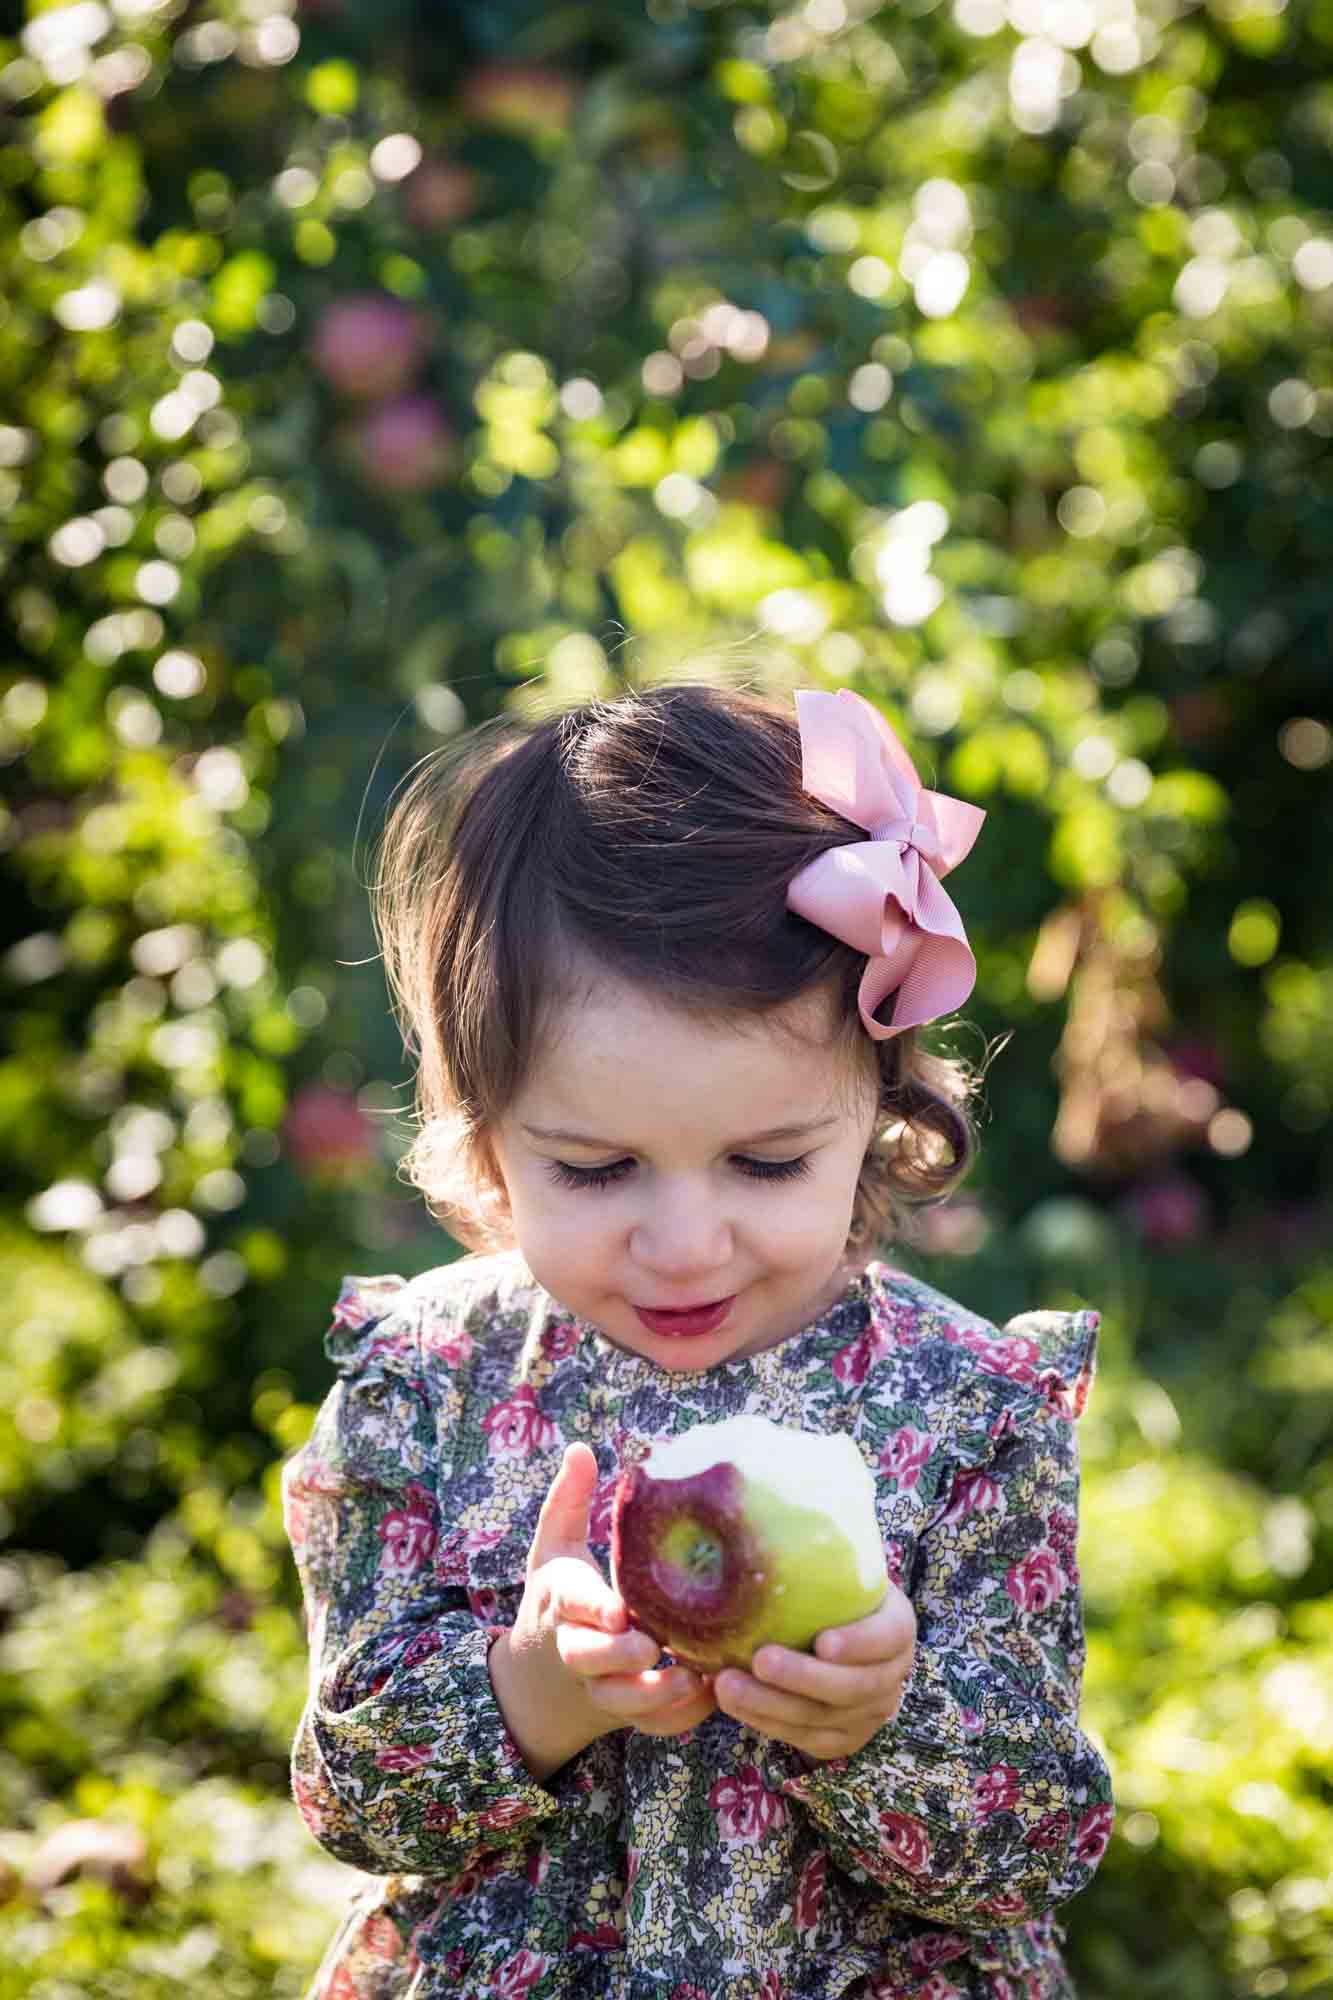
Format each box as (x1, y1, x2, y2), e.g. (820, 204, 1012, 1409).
(282, 682, 1114, 2000)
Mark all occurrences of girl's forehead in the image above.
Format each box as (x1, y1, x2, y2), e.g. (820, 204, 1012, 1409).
(545, 973, 839, 1055)
(518, 976, 871, 1123)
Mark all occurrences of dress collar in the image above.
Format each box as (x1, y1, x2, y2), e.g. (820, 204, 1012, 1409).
(556, 1264, 877, 1389)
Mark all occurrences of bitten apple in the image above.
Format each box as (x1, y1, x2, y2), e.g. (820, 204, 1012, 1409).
(610, 1414, 888, 1674)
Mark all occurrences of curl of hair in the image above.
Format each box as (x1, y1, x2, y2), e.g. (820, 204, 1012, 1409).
(370, 683, 982, 1256)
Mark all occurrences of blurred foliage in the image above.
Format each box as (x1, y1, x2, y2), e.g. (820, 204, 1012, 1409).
(2, 0, 1332, 1993)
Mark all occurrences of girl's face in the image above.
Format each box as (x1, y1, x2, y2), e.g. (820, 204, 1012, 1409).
(488, 977, 878, 1371)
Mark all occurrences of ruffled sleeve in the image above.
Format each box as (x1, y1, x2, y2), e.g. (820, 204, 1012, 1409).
(775, 1296, 1114, 1936)
(281, 1274, 561, 1877)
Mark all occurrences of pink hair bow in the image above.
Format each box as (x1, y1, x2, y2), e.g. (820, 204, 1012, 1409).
(786, 689, 986, 1040)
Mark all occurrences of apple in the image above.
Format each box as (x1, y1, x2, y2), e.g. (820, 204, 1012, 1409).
(310, 294, 426, 401)
(347, 395, 456, 495)
(610, 1414, 888, 1674)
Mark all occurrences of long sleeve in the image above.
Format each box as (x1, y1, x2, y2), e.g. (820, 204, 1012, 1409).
(281, 1278, 561, 1878)
(775, 1306, 1113, 1932)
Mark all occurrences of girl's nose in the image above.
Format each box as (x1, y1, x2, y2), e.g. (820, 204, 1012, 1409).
(630, 1180, 733, 1280)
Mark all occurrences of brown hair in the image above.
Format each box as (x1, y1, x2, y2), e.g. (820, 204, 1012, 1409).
(371, 682, 980, 1253)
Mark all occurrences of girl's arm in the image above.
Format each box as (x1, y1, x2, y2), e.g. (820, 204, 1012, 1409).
(488, 1442, 718, 1779)
(774, 1378, 1113, 1930)
(282, 1314, 568, 1879)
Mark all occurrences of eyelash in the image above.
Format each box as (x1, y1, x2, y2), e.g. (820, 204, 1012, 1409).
(546, 1155, 813, 1192)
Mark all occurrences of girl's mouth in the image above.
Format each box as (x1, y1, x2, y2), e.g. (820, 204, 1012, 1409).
(633, 1296, 737, 1339)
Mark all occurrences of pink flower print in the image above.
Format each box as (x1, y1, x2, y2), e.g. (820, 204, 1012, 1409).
(526, 1845, 548, 1888)
(489, 1948, 549, 1995)
(434, 1530, 469, 1586)
(872, 1293, 922, 1351)
(1025, 1808, 1070, 1851)
(468, 1524, 507, 1556)
(979, 1889, 1028, 1921)
(400, 1626, 444, 1670)
(833, 1333, 873, 1387)
(965, 1329, 1040, 1385)
(483, 1387, 557, 1461)
(795, 1851, 826, 1933)
(668, 1987, 711, 2000)
(479, 1799, 536, 1833)
(878, 1810, 932, 1875)
(358, 1914, 404, 1962)
(708, 1765, 790, 1844)
(1006, 1548, 1068, 1613)
(570, 1923, 622, 1952)
(292, 1768, 335, 1838)
(542, 1318, 579, 1361)
(960, 1707, 983, 1734)
(883, 1539, 905, 1590)
(1075, 1802, 1116, 1864)
(626, 1846, 641, 1888)
(375, 1742, 434, 1773)
(760, 1975, 784, 1999)
(919, 1979, 965, 2000)
(974, 1764, 1021, 1818)
(1047, 1505, 1079, 1566)
(1036, 1366, 1080, 1418)
(469, 1587, 499, 1623)
(940, 1467, 1001, 1526)
(434, 1325, 474, 1369)
(909, 1933, 969, 1973)
(283, 1482, 308, 1549)
(379, 1482, 439, 1575)
(330, 1273, 402, 1332)
(881, 1425, 933, 1490)
(424, 1800, 458, 1834)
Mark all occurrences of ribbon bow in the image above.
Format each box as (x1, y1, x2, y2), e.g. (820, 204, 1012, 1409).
(786, 689, 985, 1040)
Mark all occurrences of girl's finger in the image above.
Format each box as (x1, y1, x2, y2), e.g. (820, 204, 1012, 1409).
(713, 1669, 872, 1729)
(541, 1554, 629, 1634)
(557, 1622, 661, 1678)
(814, 1592, 916, 1666)
(748, 1646, 909, 1709)
(528, 1443, 599, 1563)
(586, 1666, 711, 1720)
(784, 1724, 878, 1763)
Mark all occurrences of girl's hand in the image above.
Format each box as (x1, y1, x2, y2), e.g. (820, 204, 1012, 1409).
(503, 1444, 716, 1770)
(709, 1589, 917, 1762)
(542, 1445, 716, 1737)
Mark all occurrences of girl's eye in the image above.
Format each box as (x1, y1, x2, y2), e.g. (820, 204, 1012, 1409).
(733, 1154, 811, 1183)
(546, 1154, 812, 1192)
(547, 1158, 635, 1191)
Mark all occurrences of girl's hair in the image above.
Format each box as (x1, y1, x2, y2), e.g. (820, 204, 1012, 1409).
(371, 681, 979, 1254)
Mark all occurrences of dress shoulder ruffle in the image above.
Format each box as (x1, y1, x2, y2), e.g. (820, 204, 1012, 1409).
(868, 1265, 1101, 1469)
(320, 1251, 537, 1382)
(323, 1271, 417, 1378)
(999, 1301, 1101, 1419)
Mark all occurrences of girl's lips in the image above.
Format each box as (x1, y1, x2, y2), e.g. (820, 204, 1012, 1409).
(633, 1295, 737, 1339)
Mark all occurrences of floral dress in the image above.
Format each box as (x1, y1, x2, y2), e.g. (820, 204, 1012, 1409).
(282, 1250, 1113, 2000)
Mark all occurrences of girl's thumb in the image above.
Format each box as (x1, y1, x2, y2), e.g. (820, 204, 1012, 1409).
(534, 1441, 598, 1548)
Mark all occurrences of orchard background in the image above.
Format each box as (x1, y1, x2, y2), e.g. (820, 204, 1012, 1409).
(2, 0, 1332, 1993)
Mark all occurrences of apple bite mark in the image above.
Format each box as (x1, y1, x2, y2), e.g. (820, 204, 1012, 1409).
(610, 1414, 889, 1675)
(610, 1461, 766, 1671)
